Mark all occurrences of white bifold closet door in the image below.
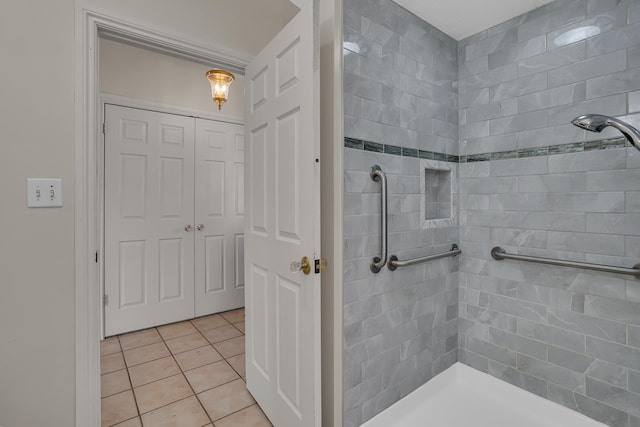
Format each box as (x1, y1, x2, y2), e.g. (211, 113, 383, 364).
(104, 104, 244, 336)
(194, 119, 245, 316)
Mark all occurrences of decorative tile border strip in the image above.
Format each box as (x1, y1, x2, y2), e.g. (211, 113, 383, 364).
(344, 137, 460, 162)
(344, 136, 630, 163)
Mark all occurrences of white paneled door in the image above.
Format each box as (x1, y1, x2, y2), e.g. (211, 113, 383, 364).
(194, 119, 245, 316)
(104, 105, 244, 336)
(104, 105, 195, 336)
(244, 3, 321, 427)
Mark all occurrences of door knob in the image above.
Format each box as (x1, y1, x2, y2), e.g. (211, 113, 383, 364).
(185, 224, 193, 232)
(290, 256, 311, 275)
(196, 224, 205, 231)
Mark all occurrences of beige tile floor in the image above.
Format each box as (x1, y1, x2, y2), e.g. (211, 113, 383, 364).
(100, 308, 272, 427)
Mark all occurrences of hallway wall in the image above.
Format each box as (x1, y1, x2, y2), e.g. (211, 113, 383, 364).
(100, 39, 245, 118)
(84, 0, 298, 57)
(0, 2, 76, 426)
(457, 1, 640, 425)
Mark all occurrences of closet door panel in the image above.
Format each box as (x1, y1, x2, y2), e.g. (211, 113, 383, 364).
(104, 105, 195, 336)
(195, 119, 245, 316)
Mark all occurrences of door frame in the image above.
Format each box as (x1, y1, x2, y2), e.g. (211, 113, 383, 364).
(98, 94, 244, 338)
(74, 4, 343, 427)
(73, 9, 252, 425)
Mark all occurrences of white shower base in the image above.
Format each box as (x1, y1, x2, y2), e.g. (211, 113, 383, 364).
(361, 362, 606, 427)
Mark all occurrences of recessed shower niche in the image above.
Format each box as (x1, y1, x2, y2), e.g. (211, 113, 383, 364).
(421, 159, 457, 228)
(424, 168, 450, 219)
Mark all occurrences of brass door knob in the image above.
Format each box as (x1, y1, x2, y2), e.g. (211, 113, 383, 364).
(290, 256, 311, 275)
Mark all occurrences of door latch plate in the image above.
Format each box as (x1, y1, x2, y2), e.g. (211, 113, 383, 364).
(315, 258, 327, 274)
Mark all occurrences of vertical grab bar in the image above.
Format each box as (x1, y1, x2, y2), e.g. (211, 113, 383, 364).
(370, 165, 388, 273)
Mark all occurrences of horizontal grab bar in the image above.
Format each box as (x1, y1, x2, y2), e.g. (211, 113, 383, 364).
(388, 244, 461, 271)
(491, 247, 640, 278)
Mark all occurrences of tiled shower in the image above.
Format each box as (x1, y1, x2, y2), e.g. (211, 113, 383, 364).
(343, 0, 640, 426)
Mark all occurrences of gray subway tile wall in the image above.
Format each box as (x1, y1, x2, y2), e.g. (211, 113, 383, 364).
(458, 0, 640, 424)
(344, 0, 458, 154)
(343, 149, 459, 427)
(345, 0, 640, 425)
(458, 0, 639, 154)
(343, 0, 460, 426)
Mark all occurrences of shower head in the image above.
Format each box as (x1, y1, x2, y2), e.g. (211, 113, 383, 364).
(572, 114, 640, 151)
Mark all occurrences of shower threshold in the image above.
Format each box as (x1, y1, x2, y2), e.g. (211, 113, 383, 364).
(361, 362, 607, 427)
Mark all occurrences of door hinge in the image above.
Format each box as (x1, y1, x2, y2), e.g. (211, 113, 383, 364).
(314, 258, 327, 274)
(95, 251, 99, 263)
(102, 123, 106, 134)
(103, 294, 109, 306)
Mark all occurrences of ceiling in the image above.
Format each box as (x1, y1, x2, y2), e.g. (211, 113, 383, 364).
(197, 0, 299, 55)
(392, 0, 556, 40)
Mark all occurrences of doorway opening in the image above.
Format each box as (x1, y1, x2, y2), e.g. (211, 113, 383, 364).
(100, 101, 245, 336)
(75, 2, 344, 426)
(86, 2, 300, 425)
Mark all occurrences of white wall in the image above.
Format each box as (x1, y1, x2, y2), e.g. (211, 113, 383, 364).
(84, 0, 298, 56)
(100, 39, 245, 118)
(0, 1, 76, 426)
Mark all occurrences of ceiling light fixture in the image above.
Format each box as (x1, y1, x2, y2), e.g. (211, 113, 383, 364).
(206, 69, 235, 110)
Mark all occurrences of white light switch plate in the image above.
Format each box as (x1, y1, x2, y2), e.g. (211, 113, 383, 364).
(27, 178, 63, 207)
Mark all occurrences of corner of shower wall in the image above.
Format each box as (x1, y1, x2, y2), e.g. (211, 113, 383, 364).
(344, 0, 640, 424)
(456, 0, 640, 426)
(342, 0, 460, 425)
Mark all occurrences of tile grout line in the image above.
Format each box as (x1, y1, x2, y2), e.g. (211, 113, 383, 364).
(193, 313, 252, 425)
(220, 323, 246, 380)
(102, 311, 248, 427)
(216, 319, 270, 425)
(119, 324, 206, 425)
(148, 320, 217, 425)
(109, 334, 141, 427)
(170, 319, 215, 427)
(212, 402, 261, 426)
(185, 315, 252, 426)
(124, 330, 141, 425)
(138, 325, 171, 424)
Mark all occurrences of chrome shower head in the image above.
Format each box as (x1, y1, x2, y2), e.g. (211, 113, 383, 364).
(572, 114, 640, 151)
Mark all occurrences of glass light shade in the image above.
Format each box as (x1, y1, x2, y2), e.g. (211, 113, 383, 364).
(206, 69, 235, 110)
